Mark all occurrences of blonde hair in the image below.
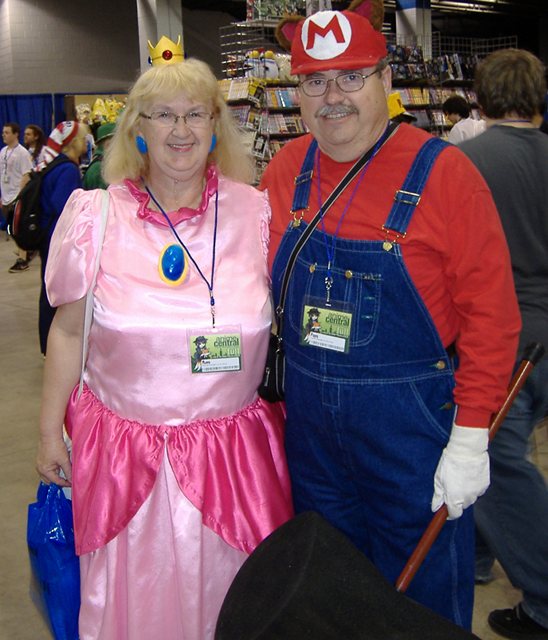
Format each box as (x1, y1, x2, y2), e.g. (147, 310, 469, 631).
(102, 59, 254, 185)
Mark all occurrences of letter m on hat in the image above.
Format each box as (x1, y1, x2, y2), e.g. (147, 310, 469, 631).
(307, 16, 345, 49)
(302, 12, 352, 61)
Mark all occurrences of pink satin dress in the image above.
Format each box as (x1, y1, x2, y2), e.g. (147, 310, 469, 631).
(45, 167, 293, 640)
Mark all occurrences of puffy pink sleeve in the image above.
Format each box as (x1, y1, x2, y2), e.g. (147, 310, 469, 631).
(45, 188, 105, 307)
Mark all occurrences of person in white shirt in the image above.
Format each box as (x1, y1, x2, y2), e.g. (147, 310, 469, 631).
(443, 96, 486, 145)
(1, 122, 33, 271)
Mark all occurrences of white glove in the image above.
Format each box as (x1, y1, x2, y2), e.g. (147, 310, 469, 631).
(431, 424, 490, 520)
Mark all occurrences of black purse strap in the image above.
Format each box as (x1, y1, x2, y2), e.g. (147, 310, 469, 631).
(275, 123, 398, 342)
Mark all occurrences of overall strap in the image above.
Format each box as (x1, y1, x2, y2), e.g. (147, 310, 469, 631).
(384, 137, 449, 236)
(291, 138, 318, 214)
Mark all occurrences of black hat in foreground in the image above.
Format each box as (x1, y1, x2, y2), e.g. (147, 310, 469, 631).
(215, 511, 480, 640)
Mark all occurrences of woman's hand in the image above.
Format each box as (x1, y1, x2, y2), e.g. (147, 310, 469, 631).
(36, 299, 85, 488)
(36, 437, 72, 487)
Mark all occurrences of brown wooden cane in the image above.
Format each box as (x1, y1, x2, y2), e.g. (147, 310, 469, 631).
(395, 342, 545, 593)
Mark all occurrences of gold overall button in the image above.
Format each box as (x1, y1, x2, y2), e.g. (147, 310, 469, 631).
(309, 264, 316, 273)
(444, 402, 453, 410)
(436, 360, 446, 370)
(345, 270, 353, 279)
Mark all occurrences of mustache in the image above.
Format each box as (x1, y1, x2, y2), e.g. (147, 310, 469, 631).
(315, 104, 359, 118)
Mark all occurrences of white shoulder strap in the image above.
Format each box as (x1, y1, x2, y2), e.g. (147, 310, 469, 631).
(77, 190, 110, 400)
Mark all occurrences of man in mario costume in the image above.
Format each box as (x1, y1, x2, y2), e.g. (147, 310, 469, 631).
(260, 0, 521, 629)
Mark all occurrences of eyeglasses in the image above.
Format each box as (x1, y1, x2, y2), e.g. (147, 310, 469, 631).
(299, 70, 378, 97)
(140, 111, 214, 129)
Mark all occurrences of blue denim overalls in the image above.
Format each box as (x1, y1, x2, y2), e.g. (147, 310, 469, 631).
(271, 138, 475, 629)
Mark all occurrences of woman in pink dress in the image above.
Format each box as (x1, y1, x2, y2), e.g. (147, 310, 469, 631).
(36, 58, 293, 640)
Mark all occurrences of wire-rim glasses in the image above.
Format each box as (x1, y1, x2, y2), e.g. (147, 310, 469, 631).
(140, 111, 214, 129)
(299, 70, 378, 97)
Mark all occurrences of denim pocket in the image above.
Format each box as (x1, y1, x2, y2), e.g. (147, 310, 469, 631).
(409, 377, 455, 443)
(286, 259, 382, 349)
(348, 271, 382, 347)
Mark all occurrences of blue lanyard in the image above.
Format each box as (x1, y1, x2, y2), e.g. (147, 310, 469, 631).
(316, 124, 389, 302)
(145, 185, 219, 328)
(3, 146, 15, 174)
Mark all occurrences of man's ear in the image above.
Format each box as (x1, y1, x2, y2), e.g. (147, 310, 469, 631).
(381, 64, 392, 98)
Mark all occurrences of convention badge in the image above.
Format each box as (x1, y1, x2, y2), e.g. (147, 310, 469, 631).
(2, 173, 9, 183)
(188, 325, 243, 374)
(300, 296, 353, 354)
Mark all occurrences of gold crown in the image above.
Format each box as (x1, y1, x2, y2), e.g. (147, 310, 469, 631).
(148, 36, 184, 66)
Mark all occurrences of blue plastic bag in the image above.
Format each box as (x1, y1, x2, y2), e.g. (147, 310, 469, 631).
(27, 482, 80, 640)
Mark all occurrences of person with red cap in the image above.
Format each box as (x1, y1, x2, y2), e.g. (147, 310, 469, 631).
(36, 121, 89, 355)
(260, 0, 521, 629)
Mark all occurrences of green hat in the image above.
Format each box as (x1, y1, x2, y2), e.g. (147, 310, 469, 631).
(95, 122, 116, 144)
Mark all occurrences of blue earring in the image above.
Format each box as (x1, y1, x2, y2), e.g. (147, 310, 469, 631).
(136, 136, 148, 154)
(209, 135, 216, 153)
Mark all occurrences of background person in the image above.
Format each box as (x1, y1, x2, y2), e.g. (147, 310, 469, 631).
(261, 0, 520, 629)
(82, 121, 116, 190)
(442, 95, 486, 144)
(36, 121, 88, 356)
(0, 121, 32, 271)
(459, 48, 548, 640)
(36, 58, 293, 640)
(24, 124, 47, 170)
(388, 91, 418, 124)
(17, 124, 49, 266)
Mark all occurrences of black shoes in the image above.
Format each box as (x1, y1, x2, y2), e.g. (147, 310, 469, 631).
(489, 603, 548, 639)
(8, 258, 29, 273)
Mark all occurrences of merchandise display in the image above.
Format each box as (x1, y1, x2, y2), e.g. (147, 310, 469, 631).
(65, 94, 126, 125)
(219, 21, 520, 175)
(221, 76, 308, 182)
(387, 45, 481, 136)
(246, 0, 305, 21)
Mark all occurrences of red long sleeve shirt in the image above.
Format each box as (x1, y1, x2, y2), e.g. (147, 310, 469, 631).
(260, 124, 521, 428)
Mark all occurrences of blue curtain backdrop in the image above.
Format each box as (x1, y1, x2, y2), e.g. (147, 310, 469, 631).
(0, 94, 54, 143)
(0, 94, 69, 204)
(0, 93, 118, 148)
(53, 94, 67, 125)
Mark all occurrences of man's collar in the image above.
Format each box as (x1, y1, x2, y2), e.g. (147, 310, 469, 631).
(486, 118, 535, 129)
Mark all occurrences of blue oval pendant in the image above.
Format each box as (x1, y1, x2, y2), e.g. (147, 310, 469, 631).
(159, 243, 188, 285)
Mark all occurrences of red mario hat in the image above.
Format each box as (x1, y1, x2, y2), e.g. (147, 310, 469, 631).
(276, 0, 387, 76)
